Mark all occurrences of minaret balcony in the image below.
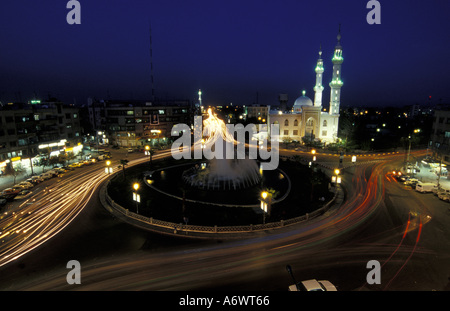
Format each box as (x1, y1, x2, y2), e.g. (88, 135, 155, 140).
(329, 79, 343, 87)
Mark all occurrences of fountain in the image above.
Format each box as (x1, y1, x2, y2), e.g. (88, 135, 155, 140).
(145, 108, 289, 207)
(182, 109, 262, 190)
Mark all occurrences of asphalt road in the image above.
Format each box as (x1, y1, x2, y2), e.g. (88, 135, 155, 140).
(1, 148, 450, 292)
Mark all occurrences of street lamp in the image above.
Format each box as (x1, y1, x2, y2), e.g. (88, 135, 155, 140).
(145, 145, 152, 166)
(332, 169, 341, 184)
(105, 160, 113, 174)
(260, 191, 272, 224)
(309, 149, 316, 167)
(132, 182, 140, 214)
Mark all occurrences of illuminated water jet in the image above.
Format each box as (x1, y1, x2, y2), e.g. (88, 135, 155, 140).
(183, 108, 262, 190)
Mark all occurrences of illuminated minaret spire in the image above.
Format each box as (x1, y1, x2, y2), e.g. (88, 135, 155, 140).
(313, 45, 324, 107)
(198, 89, 202, 107)
(329, 25, 343, 115)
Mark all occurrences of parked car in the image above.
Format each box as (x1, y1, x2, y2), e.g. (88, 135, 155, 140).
(396, 174, 409, 182)
(0, 194, 17, 202)
(18, 181, 34, 189)
(68, 162, 83, 168)
(14, 189, 33, 200)
(40, 172, 53, 180)
(28, 176, 44, 184)
(437, 189, 450, 198)
(47, 169, 60, 176)
(2, 188, 21, 196)
(128, 148, 134, 153)
(404, 178, 418, 185)
(12, 185, 26, 192)
(439, 193, 450, 202)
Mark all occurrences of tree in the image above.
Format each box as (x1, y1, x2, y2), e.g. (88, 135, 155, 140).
(66, 151, 76, 164)
(58, 153, 68, 167)
(36, 157, 48, 173)
(4, 162, 24, 184)
(282, 137, 292, 149)
(49, 156, 59, 168)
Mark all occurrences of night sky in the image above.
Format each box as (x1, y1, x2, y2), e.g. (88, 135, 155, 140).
(1, 0, 449, 108)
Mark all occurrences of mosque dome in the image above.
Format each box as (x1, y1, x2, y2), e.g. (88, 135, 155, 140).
(293, 90, 313, 108)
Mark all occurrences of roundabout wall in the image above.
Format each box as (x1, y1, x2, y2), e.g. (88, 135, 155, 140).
(100, 169, 343, 240)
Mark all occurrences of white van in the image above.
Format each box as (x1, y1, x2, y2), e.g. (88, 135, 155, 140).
(415, 183, 437, 193)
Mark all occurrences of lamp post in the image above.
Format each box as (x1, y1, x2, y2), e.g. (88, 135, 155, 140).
(309, 149, 316, 167)
(132, 182, 140, 214)
(145, 145, 151, 166)
(332, 168, 341, 184)
(105, 160, 113, 174)
(260, 190, 272, 224)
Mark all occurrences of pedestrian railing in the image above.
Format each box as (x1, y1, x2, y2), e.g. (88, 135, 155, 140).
(102, 179, 340, 238)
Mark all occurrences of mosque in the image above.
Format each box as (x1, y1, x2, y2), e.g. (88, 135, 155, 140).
(268, 29, 344, 145)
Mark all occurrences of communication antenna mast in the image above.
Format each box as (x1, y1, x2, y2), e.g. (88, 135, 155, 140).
(149, 22, 155, 101)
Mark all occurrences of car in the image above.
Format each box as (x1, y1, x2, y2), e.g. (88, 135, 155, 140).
(404, 177, 418, 184)
(2, 188, 21, 196)
(128, 148, 134, 153)
(40, 172, 53, 180)
(28, 176, 44, 184)
(396, 175, 409, 182)
(61, 166, 75, 171)
(437, 189, 450, 198)
(18, 182, 34, 189)
(47, 169, 60, 176)
(12, 185, 26, 192)
(68, 162, 82, 168)
(14, 189, 32, 200)
(439, 193, 450, 202)
(0, 194, 17, 202)
(289, 279, 338, 291)
(0, 198, 7, 206)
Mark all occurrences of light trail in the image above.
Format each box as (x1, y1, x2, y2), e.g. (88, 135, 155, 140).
(0, 148, 434, 290)
(0, 151, 170, 268)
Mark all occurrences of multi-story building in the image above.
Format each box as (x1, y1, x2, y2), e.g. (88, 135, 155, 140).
(430, 108, 450, 165)
(87, 98, 192, 148)
(246, 105, 269, 121)
(0, 100, 82, 174)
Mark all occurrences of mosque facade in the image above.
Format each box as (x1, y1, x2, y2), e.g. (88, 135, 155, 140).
(269, 30, 343, 145)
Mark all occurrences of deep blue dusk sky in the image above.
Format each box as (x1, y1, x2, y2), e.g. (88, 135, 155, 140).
(1, 0, 449, 108)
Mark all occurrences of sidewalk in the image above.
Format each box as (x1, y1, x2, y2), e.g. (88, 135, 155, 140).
(0, 146, 155, 191)
(0, 149, 100, 191)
